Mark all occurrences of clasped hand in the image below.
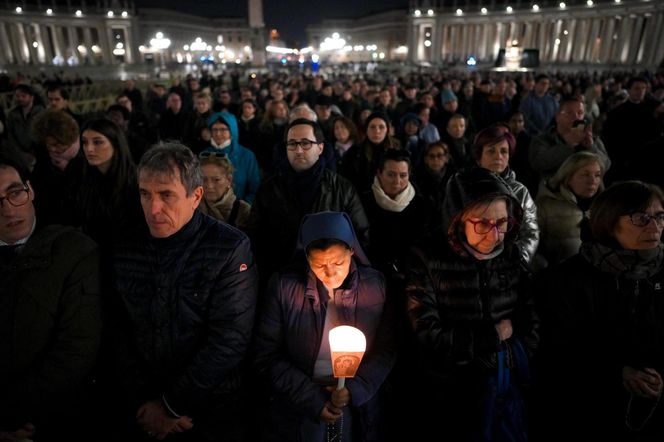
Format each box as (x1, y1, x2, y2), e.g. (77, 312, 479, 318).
(623, 366, 663, 399)
(137, 400, 193, 439)
(320, 386, 351, 424)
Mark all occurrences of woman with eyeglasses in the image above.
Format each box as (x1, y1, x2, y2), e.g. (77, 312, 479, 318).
(536, 181, 664, 441)
(198, 152, 250, 230)
(402, 167, 539, 441)
(473, 125, 539, 264)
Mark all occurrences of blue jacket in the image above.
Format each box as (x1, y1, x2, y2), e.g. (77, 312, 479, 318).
(519, 91, 559, 136)
(203, 112, 261, 204)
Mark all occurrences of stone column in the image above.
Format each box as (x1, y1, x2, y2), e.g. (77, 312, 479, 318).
(36, 24, 51, 63)
(82, 26, 94, 65)
(123, 24, 134, 63)
(0, 22, 11, 64)
(24, 24, 41, 64)
(598, 16, 615, 63)
(96, 23, 112, 64)
(67, 26, 78, 63)
(627, 16, 643, 65)
(646, 11, 664, 67)
(47, 25, 61, 60)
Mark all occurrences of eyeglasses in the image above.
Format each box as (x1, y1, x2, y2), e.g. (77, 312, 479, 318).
(466, 217, 515, 234)
(286, 139, 319, 151)
(211, 127, 230, 133)
(199, 151, 227, 159)
(628, 212, 664, 227)
(0, 186, 30, 208)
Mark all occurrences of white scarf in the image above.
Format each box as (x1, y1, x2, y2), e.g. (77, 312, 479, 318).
(371, 176, 416, 213)
(211, 138, 231, 149)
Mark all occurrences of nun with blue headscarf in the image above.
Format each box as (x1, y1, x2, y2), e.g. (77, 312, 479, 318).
(202, 111, 261, 204)
(254, 211, 396, 442)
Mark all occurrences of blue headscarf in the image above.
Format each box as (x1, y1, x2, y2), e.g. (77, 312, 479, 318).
(297, 211, 370, 266)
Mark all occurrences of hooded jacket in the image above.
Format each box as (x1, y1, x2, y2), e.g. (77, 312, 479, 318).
(203, 112, 261, 204)
(406, 168, 539, 378)
(253, 212, 395, 441)
(502, 167, 539, 264)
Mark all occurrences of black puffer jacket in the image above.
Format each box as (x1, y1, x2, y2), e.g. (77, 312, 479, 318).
(405, 168, 539, 377)
(112, 211, 258, 416)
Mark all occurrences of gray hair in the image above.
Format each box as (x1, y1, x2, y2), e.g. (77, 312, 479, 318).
(289, 104, 317, 122)
(138, 143, 203, 195)
(549, 151, 605, 192)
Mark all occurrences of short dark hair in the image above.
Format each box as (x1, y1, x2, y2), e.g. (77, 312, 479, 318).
(472, 125, 516, 161)
(106, 104, 131, 122)
(14, 83, 35, 96)
(377, 148, 412, 172)
(286, 118, 325, 143)
(535, 74, 550, 83)
(0, 148, 30, 183)
(589, 181, 664, 246)
(138, 143, 203, 196)
(47, 84, 69, 100)
(626, 76, 648, 90)
(306, 238, 351, 256)
(413, 103, 428, 115)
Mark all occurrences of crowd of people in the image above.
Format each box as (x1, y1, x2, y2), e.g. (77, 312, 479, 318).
(1, 66, 664, 442)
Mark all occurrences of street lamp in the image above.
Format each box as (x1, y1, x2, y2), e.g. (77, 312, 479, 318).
(150, 32, 171, 69)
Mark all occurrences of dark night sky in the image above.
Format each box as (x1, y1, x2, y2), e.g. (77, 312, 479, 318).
(133, 0, 410, 46)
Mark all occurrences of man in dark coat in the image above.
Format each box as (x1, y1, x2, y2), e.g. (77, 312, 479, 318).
(0, 151, 101, 441)
(112, 143, 258, 441)
(247, 119, 370, 283)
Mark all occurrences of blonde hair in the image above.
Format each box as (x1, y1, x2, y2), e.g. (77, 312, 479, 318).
(200, 155, 234, 177)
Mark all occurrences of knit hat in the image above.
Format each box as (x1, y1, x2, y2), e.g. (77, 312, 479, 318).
(440, 89, 458, 104)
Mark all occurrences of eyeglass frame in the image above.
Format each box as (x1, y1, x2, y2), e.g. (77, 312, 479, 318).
(210, 127, 230, 133)
(285, 139, 320, 151)
(466, 217, 516, 235)
(199, 151, 228, 160)
(0, 185, 30, 208)
(627, 212, 664, 227)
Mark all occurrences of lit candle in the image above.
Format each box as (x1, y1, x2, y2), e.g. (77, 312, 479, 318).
(329, 325, 366, 390)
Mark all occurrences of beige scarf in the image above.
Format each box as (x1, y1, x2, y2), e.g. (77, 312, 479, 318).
(371, 176, 416, 213)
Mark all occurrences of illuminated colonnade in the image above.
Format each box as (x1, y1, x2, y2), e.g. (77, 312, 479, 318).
(0, 2, 135, 66)
(409, 0, 663, 67)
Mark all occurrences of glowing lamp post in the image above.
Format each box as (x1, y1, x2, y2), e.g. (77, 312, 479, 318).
(150, 32, 171, 69)
(329, 325, 366, 390)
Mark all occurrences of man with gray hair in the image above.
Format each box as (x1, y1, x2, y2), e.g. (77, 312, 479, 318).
(111, 143, 258, 441)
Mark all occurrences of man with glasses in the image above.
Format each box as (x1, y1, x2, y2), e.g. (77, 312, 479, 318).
(247, 118, 369, 283)
(0, 151, 102, 441)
